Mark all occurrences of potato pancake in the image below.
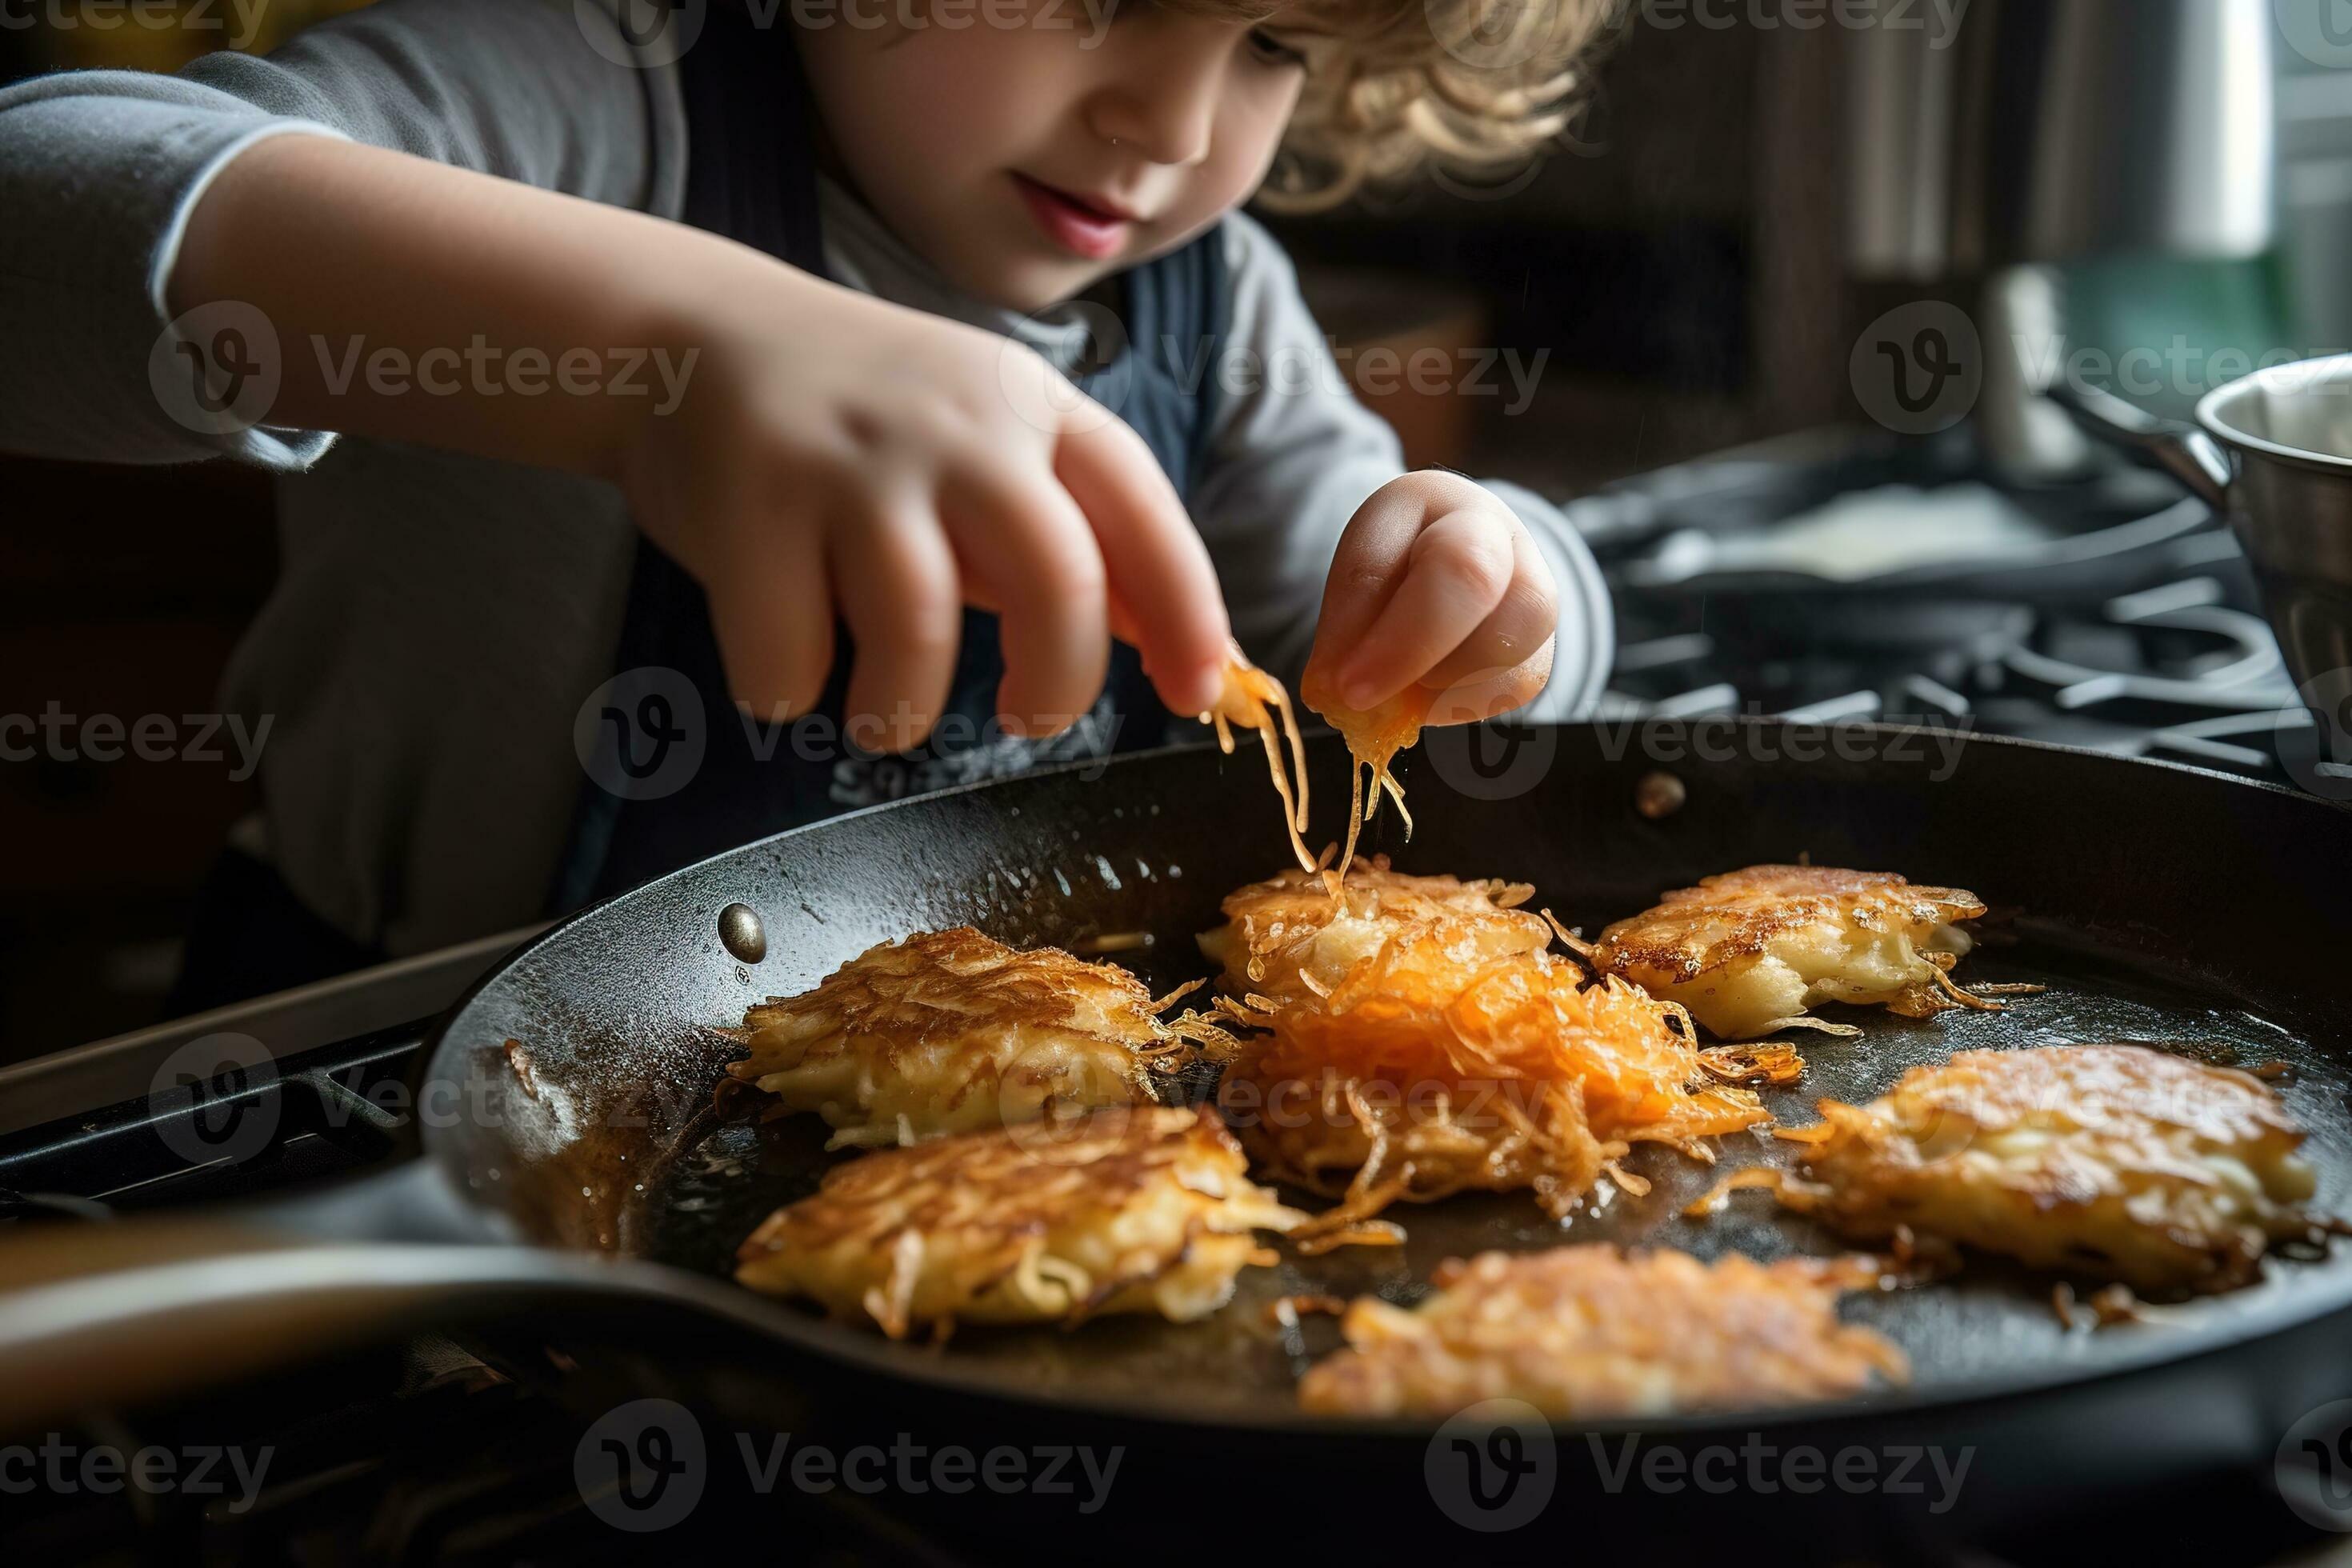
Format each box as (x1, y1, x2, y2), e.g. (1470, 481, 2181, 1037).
(1751, 1044, 2334, 1294)
(725, 927, 1230, 1149)
(1298, 1246, 1907, 1418)
(1592, 864, 1993, 1039)
(1198, 855, 1550, 1009)
(736, 1106, 1302, 1338)
(1220, 926, 1774, 1239)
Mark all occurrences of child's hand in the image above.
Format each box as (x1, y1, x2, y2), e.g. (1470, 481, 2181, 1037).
(166, 138, 1230, 754)
(619, 270, 1231, 752)
(1304, 471, 1558, 725)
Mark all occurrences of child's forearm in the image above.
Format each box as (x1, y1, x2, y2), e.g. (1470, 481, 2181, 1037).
(173, 130, 1231, 728)
(170, 134, 782, 481)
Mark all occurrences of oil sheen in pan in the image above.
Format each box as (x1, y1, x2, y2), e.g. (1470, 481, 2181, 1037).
(639, 933, 2352, 1419)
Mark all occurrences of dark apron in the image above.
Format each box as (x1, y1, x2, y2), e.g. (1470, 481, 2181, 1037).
(550, 9, 1229, 911)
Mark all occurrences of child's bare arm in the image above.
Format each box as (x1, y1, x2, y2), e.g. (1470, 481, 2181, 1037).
(169, 134, 1229, 739)
(0, 0, 1230, 740)
(170, 133, 714, 478)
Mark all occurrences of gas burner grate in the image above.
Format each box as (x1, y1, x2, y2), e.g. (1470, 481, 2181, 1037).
(1587, 434, 2313, 787)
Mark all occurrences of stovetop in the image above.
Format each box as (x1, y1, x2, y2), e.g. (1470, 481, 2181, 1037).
(1570, 426, 2321, 786)
(2, 425, 2343, 1566)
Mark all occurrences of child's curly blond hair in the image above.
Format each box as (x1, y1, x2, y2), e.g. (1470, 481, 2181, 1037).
(1214, 0, 1618, 209)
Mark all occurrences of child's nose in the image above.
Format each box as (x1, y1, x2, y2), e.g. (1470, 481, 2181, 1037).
(1085, 57, 1223, 168)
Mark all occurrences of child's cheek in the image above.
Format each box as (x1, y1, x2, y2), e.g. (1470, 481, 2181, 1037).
(1191, 75, 1304, 219)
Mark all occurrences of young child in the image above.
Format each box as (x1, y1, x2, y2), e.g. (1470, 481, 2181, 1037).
(0, 0, 1614, 1006)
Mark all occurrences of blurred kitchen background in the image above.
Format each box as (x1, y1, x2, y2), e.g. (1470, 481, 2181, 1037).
(2, 0, 2345, 1061)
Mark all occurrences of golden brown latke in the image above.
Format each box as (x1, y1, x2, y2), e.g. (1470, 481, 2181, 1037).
(1198, 855, 1550, 1009)
(1718, 1044, 2337, 1295)
(1219, 926, 1774, 1244)
(1298, 1246, 1908, 1419)
(736, 1106, 1302, 1338)
(725, 928, 1230, 1149)
(1590, 864, 1995, 1039)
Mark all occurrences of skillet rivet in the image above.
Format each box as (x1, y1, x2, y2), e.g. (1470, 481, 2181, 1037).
(718, 902, 767, 964)
(1635, 771, 1686, 820)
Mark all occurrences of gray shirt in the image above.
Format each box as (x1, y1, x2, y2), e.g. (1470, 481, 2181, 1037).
(0, 0, 1613, 956)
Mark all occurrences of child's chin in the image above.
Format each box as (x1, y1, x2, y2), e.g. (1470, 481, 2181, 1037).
(958, 251, 1114, 316)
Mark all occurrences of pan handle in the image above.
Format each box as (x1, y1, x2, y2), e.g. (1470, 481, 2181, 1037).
(0, 1154, 734, 1433)
(0, 1156, 510, 1424)
(0, 1225, 724, 1433)
(2044, 380, 2233, 511)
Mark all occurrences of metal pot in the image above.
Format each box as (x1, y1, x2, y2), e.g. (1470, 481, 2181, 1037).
(2053, 362, 2352, 775)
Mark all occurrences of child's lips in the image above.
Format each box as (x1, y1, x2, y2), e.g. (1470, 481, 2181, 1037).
(1012, 174, 1134, 261)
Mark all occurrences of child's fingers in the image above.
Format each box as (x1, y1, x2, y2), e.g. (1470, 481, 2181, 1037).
(1327, 510, 1515, 710)
(1300, 482, 1422, 697)
(708, 537, 834, 725)
(1425, 639, 1558, 725)
(942, 459, 1110, 738)
(832, 500, 963, 754)
(1054, 415, 1230, 717)
(1422, 523, 1558, 691)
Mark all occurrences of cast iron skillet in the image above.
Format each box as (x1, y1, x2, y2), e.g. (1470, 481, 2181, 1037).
(4, 722, 2350, 1559)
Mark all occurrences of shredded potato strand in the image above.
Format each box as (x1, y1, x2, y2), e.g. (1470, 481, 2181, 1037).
(1205, 650, 1316, 874)
(1303, 681, 1431, 896)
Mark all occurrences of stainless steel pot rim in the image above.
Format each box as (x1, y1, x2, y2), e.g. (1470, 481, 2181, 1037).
(2197, 350, 2352, 474)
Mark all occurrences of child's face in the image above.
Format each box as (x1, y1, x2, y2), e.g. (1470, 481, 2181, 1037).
(800, 1, 1310, 311)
